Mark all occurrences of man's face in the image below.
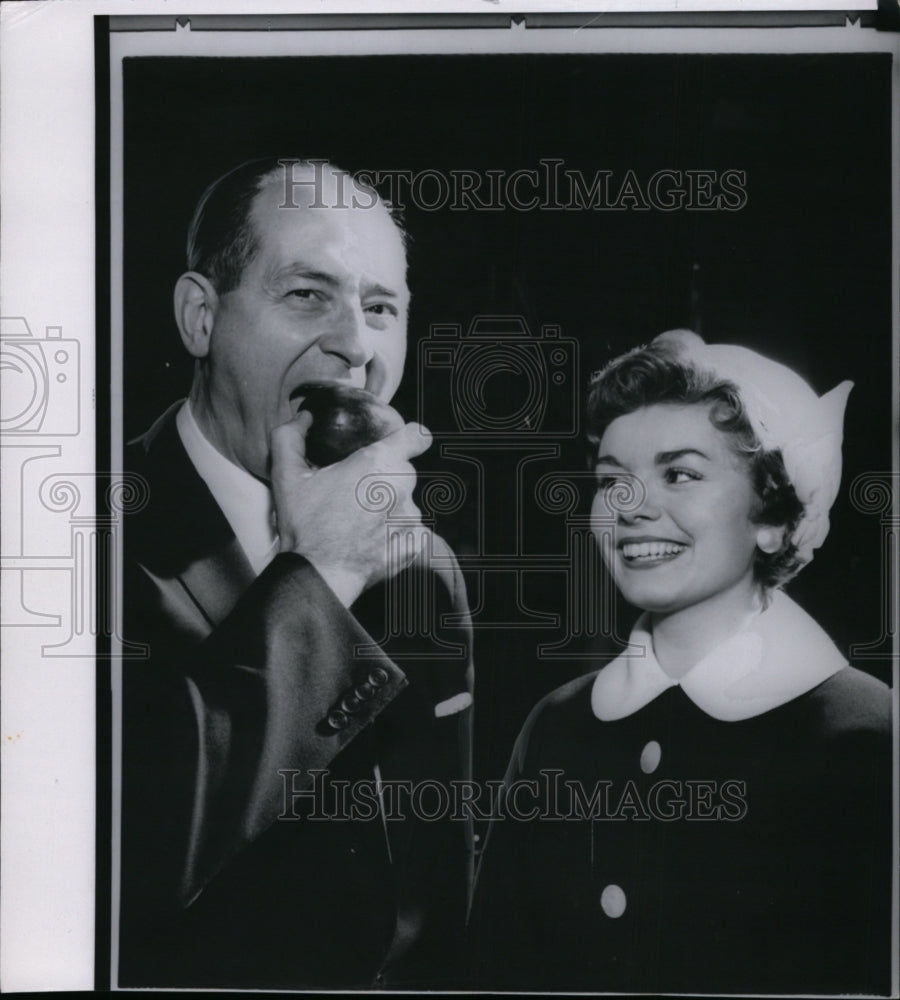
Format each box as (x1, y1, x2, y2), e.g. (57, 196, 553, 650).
(196, 174, 409, 479)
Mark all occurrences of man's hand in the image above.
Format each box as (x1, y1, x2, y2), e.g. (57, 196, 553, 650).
(270, 411, 433, 607)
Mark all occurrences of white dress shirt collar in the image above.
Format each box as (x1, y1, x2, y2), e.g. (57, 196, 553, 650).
(176, 400, 279, 576)
(591, 590, 847, 723)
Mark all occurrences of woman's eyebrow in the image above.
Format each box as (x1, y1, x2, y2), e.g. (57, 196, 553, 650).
(656, 448, 710, 463)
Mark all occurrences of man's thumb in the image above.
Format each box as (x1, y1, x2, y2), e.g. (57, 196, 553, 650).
(394, 421, 433, 460)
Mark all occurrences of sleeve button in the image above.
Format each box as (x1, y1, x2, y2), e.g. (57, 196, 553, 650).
(341, 693, 362, 713)
(326, 709, 350, 731)
(368, 666, 390, 688)
(354, 682, 375, 701)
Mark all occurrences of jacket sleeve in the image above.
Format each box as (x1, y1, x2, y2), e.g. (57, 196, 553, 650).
(121, 551, 407, 917)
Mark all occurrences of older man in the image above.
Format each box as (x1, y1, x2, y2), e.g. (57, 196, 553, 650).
(118, 159, 473, 989)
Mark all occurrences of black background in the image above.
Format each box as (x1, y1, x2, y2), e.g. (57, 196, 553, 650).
(123, 52, 893, 782)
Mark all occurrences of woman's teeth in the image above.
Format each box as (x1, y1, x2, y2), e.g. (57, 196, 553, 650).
(622, 541, 686, 562)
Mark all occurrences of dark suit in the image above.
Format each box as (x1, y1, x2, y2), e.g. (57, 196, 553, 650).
(470, 664, 891, 994)
(118, 403, 474, 989)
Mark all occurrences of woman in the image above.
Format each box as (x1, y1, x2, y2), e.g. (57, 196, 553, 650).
(470, 330, 891, 994)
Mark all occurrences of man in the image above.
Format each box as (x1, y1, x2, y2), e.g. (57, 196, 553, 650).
(118, 159, 474, 989)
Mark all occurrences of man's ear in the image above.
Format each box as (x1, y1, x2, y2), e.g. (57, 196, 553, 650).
(174, 272, 218, 358)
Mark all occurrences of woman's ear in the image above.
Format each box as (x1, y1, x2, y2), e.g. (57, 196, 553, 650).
(756, 525, 784, 554)
(174, 271, 218, 358)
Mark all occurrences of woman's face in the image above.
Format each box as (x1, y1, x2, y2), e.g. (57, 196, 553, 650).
(591, 403, 760, 616)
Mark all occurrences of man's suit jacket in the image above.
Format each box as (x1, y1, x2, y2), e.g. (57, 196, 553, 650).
(118, 403, 474, 989)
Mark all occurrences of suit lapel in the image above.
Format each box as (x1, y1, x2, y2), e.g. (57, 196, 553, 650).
(128, 402, 258, 631)
(177, 535, 257, 630)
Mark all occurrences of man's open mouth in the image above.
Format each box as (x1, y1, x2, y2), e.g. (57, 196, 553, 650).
(620, 541, 687, 564)
(289, 381, 334, 414)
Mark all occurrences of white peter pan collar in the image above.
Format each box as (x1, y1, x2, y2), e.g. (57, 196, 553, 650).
(591, 591, 847, 723)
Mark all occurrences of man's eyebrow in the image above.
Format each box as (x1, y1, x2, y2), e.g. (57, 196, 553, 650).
(363, 283, 399, 299)
(269, 266, 402, 298)
(595, 455, 623, 468)
(656, 448, 709, 463)
(271, 264, 340, 287)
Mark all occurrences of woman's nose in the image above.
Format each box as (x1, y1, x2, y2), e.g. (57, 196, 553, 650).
(615, 476, 662, 523)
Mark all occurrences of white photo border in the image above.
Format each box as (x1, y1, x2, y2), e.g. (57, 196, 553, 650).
(1, 2, 897, 993)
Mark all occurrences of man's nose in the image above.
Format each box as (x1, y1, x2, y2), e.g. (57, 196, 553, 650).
(318, 300, 373, 370)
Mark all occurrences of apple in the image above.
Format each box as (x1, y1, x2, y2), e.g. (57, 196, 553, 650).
(295, 382, 406, 468)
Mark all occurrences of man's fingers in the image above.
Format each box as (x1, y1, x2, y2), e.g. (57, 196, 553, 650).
(378, 421, 433, 461)
(270, 411, 314, 470)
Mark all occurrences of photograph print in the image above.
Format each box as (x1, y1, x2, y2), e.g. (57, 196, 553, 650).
(103, 12, 897, 994)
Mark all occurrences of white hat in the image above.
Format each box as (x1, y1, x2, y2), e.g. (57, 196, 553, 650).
(653, 329, 853, 569)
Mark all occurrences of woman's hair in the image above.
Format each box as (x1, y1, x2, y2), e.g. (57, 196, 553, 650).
(586, 339, 805, 590)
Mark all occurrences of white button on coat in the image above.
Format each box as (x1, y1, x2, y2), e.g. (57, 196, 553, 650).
(640, 740, 661, 774)
(600, 884, 627, 918)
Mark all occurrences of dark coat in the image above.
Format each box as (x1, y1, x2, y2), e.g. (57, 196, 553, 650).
(118, 404, 474, 990)
(470, 663, 891, 994)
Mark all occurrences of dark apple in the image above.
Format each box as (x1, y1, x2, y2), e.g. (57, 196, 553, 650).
(294, 382, 405, 468)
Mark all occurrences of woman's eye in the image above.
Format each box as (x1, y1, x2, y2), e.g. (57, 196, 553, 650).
(665, 467, 701, 484)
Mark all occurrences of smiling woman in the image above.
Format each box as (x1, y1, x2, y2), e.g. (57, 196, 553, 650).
(585, 332, 821, 676)
(470, 330, 892, 994)
(593, 405, 764, 659)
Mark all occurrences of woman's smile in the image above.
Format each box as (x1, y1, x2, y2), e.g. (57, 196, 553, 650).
(618, 536, 689, 566)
